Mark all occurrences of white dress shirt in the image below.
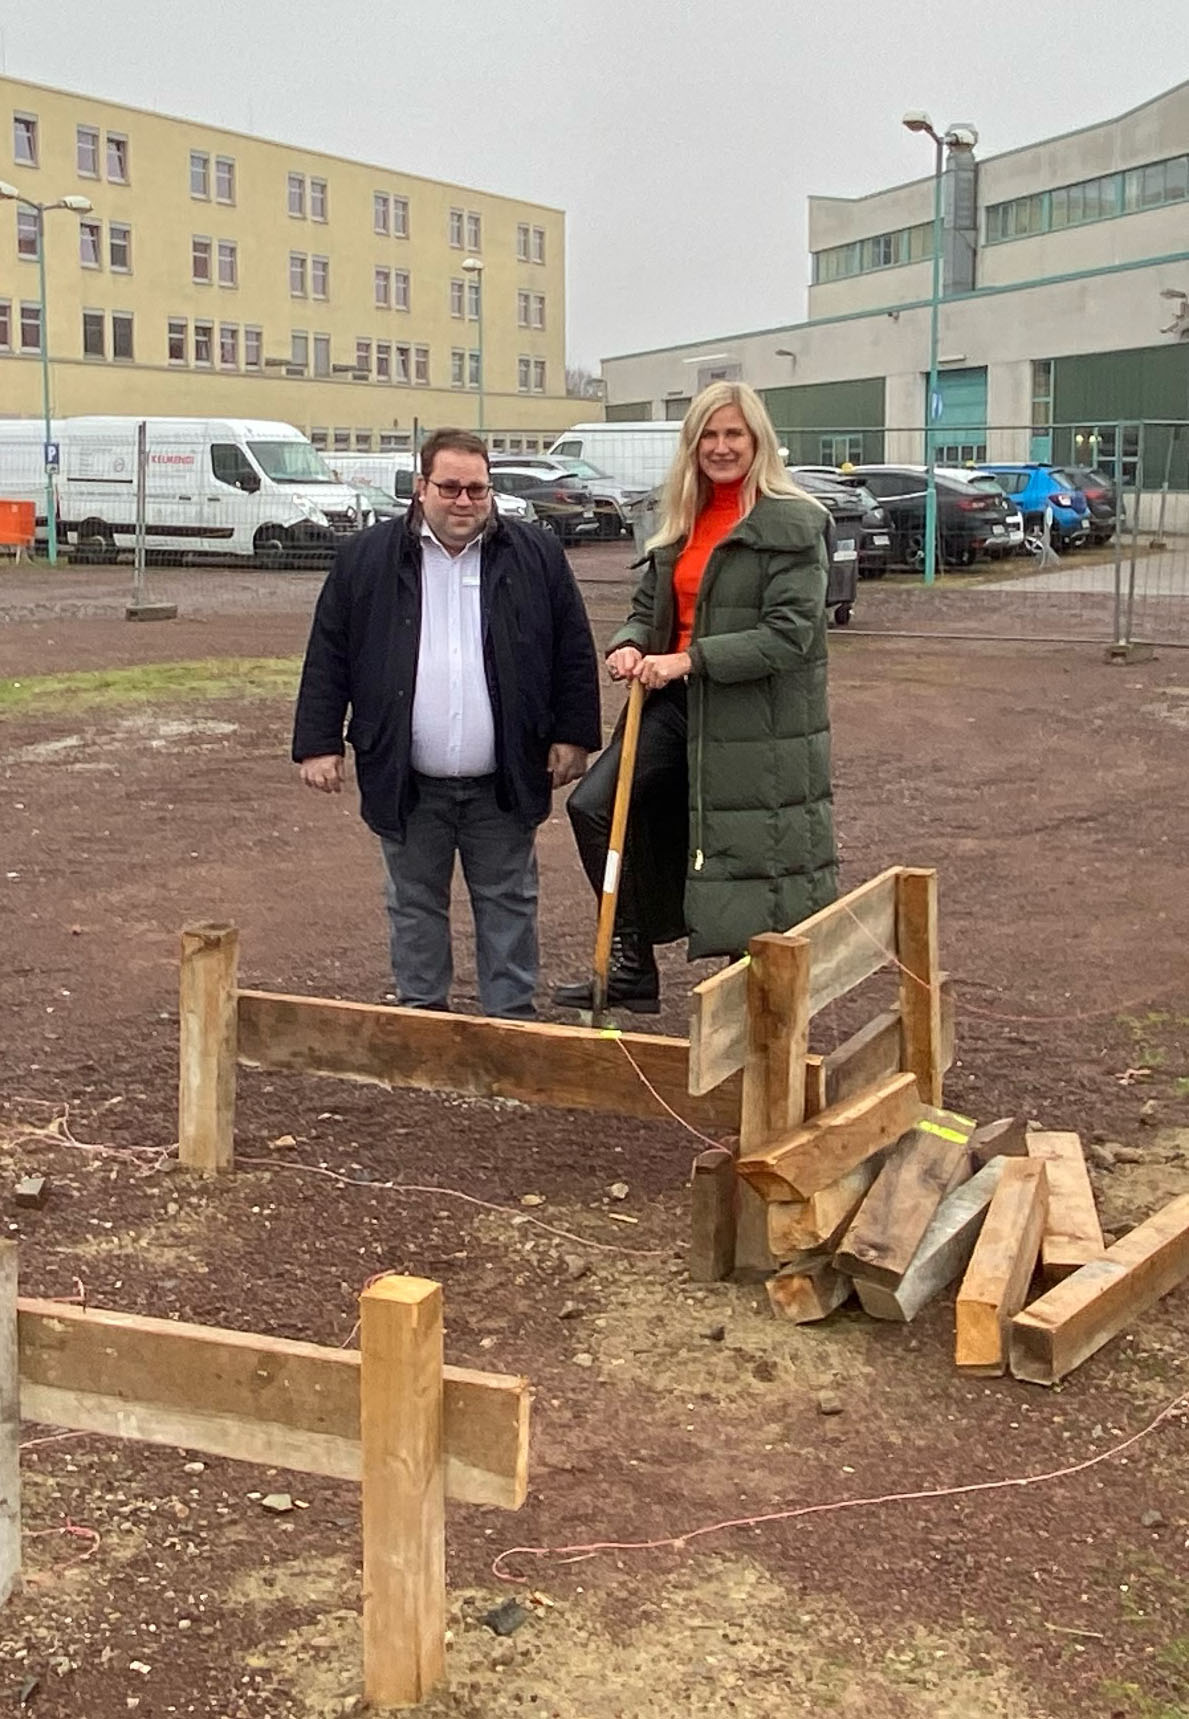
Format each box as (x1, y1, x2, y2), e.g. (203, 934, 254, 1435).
(410, 521, 497, 778)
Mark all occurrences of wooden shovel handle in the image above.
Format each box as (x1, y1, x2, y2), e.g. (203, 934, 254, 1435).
(591, 678, 645, 1015)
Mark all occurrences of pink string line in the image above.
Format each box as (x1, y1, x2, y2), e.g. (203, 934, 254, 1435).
(491, 1387, 1189, 1582)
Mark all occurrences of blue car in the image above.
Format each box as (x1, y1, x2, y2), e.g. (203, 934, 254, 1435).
(979, 464, 1092, 551)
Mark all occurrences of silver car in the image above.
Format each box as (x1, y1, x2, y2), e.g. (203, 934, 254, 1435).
(490, 454, 647, 538)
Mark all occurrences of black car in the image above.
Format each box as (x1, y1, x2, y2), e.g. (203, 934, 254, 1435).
(1065, 465, 1120, 544)
(851, 465, 1010, 569)
(488, 466, 599, 542)
(791, 468, 892, 579)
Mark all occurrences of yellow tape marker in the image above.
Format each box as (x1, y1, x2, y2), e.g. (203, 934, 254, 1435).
(918, 1120, 969, 1144)
(598, 1027, 623, 1039)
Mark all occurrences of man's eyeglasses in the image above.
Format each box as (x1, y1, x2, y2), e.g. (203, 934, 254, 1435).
(426, 478, 492, 502)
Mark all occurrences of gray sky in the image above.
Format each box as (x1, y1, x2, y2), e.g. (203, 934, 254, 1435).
(6, 2, 1188, 369)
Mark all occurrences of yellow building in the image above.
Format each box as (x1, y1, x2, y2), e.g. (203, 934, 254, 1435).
(0, 75, 572, 452)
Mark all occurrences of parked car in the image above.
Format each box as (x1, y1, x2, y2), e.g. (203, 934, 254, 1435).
(850, 465, 1011, 568)
(938, 468, 1025, 558)
(1065, 464, 1120, 543)
(491, 454, 647, 538)
(779, 469, 860, 624)
(979, 463, 1092, 552)
(346, 480, 407, 521)
(790, 468, 892, 579)
(487, 466, 598, 541)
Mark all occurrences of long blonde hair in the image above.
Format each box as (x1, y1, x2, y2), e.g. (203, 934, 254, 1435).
(647, 381, 810, 551)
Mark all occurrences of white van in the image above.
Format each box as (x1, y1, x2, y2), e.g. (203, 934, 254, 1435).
(547, 422, 682, 490)
(324, 451, 415, 493)
(0, 416, 372, 565)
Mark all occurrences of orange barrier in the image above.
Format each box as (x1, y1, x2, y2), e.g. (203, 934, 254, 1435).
(0, 500, 36, 549)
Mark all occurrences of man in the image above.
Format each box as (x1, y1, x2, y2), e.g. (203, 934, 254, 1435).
(293, 428, 601, 1019)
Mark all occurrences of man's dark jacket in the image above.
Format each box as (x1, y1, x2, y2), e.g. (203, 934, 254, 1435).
(292, 508, 602, 840)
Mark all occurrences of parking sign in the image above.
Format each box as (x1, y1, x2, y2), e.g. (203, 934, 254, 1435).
(44, 441, 60, 471)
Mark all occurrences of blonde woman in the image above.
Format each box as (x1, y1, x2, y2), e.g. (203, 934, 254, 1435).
(555, 382, 837, 1012)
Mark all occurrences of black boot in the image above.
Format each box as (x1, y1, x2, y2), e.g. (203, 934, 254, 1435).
(553, 933, 660, 1014)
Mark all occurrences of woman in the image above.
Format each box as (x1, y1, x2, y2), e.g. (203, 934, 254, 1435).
(554, 381, 837, 1013)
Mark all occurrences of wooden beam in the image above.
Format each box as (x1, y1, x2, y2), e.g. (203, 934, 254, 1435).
(896, 869, 943, 1107)
(766, 1261, 853, 1323)
(734, 935, 812, 1277)
(833, 1108, 976, 1289)
(237, 990, 740, 1136)
(360, 1275, 445, 1709)
(1010, 1193, 1189, 1386)
(823, 978, 954, 1110)
(0, 1243, 18, 1606)
(687, 868, 902, 1095)
(736, 1073, 923, 1202)
(1025, 1130, 1105, 1282)
(969, 1115, 1028, 1169)
(955, 1159, 1048, 1375)
(766, 1153, 886, 1259)
(17, 1298, 528, 1509)
(853, 1157, 1007, 1322)
(688, 1148, 737, 1283)
(178, 923, 239, 1175)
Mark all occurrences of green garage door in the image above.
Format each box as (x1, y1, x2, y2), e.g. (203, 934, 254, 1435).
(926, 366, 988, 464)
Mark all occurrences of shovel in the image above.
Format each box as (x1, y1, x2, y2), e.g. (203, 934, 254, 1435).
(589, 676, 645, 1025)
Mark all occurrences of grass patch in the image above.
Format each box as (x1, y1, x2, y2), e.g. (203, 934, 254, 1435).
(0, 657, 302, 716)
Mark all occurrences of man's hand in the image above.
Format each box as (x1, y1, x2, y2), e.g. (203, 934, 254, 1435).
(637, 651, 692, 690)
(299, 754, 345, 794)
(606, 646, 643, 682)
(548, 743, 589, 790)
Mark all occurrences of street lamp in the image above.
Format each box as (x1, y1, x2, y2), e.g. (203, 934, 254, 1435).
(460, 256, 485, 436)
(0, 182, 93, 566)
(900, 114, 977, 585)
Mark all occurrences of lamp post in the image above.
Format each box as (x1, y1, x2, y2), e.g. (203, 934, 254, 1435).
(0, 182, 93, 567)
(460, 255, 485, 437)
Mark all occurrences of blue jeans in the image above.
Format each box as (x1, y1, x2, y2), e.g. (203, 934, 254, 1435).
(379, 773, 539, 1019)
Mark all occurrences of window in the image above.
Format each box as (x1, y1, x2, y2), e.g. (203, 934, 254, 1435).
(215, 156, 236, 203)
(393, 270, 409, 311)
(13, 114, 37, 166)
(287, 172, 306, 216)
(211, 442, 257, 488)
(466, 211, 481, 251)
(1031, 358, 1054, 429)
(313, 332, 330, 377)
(531, 226, 545, 264)
(289, 251, 307, 295)
(334, 427, 351, 451)
(82, 311, 105, 358)
(376, 340, 391, 381)
(311, 255, 329, 299)
(17, 209, 39, 259)
(467, 278, 480, 320)
(219, 323, 239, 367)
(533, 358, 546, 394)
(310, 427, 328, 449)
(20, 303, 42, 351)
(448, 207, 464, 247)
(414, 344, 429, 385)
(517, 223, 530, 261)
(0, 302, 9, 351)
(291, 330, 309, 371)
(392, 195, 408, 237)
(374, 266, 391, 308)
(77, 125, 99, 177)
(218, 240, 238, 287)
(813, 219, 933, 282)
(532, 293, 546, 330)
(450, 278, 465, 318)
(168, 318, 187, 363)
(190, 151, 210, 198)
(309, 176, 327, 220)
(518, 355, 531, 393)
(79, 219, 101, 267)
(194, 320, 214, 364)
(109, 223, 131, 272)
(355, 339, 371, 377)
(373, 192, 389, 235)
(517, 290, 530, 328)
(451, 348, 465, 387)
(244, 326, 262, 368)
(355, 429, 373, 451)
(468, 350, 481, 390)
(192, 236, 213, 283)
(394, 343, 411, 384)
(106, 134, 129, 183)
(111, 312, 133, 361)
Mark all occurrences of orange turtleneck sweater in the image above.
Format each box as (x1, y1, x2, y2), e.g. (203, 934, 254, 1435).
(671, 479, 744, 653)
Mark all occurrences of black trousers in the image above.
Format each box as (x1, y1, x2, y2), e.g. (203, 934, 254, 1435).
(565, 681, 689, 946)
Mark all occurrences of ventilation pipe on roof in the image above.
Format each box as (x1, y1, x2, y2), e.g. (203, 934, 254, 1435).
(943, 126, 979, 296)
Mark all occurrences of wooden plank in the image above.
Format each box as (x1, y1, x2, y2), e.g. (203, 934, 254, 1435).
(360, 1275, 445, 1709)
(766, 1261, 853, 1323)
(687, 868, 902, 1095)
(238, 990, 740, 1136)
(823, 977, 954, 1110)
(0, 1244, 18, 1606)
(955, 1159, 1048, 1375)
(833, 1108, 976, 1288)
(1010, 1193, 1189, 1386)
(766, 1154, 886, 1258)
(969, 1115, 1028, 1168)
(853, 1157, 1007, 1322)
(896, 869, 943, 1107)
(178, 923, 239, 1175)
(735, 934, 811, 1277)
(736, 1073, 923, 1202)
(17, 1298, 528, 1509)
(688, 1148, 736, 1283)
(1025, 1130, 1105, 1282)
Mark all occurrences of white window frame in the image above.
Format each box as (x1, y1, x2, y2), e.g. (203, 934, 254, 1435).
(194, 319, 214, 365)
(309, 176, 328, 221)
(374, 266, 391, 309)
(244, 326, 262, 369)
(414, 344, 430, 385)
(219, 322, 239, 368)
(516, 290, 530, 328)
(291, 330, 309, 371)
(376, 340, 392, 381)
(192, 236, 213, 284)
(76, 125, 100, 178)
(468, 349, 481, 390)
(531, 225, 545, 264)
(313, 332, 331, 378)
(517, 356, 531, 393)
(393, 269, 409, 311)
(109, 222, 132, 273)
(450, 278, 464, 318)
(373, 192, 389, 235)
(17, 208, 40, 261)
(448, 207, 464, 247)
(82, 309, 106, 360)
(167, 317, 188, 364)
(215, 156, 236, 204)
(392, 195, 409, 238)
(111, 311, 134, 362)
(466, 278, 480, 320)
(394, 342, 411, 384)
(79, 219, 102, 269)
(355, 338, 372, 377)
(532, 358, 546, 394)
(532, 293, 545, 331)
(465, 211, 481, 251)
(13, 113, 38, 167)
(217, 240, 238, 288)
(450, 347, 465, 387)
(106, 133, 130, 184)
(190, 150, 210, 199)
(289, 251, 308, 296)
(517, 223, 530, 261)
(287, 172, 306, 217)
(311, 255, 329, 300)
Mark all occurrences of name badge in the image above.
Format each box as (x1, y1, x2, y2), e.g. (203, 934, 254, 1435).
(462, 565, 481, 589)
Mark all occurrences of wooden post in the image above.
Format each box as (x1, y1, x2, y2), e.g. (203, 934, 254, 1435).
(896, 869, 943, 1107)
(688, 1147, 737, 1282)
(360, 1274, 446, 1710)
(178, 923, 239, 1175)
(735, 934, 811, 1276)
(0, 1242, 19, 1606)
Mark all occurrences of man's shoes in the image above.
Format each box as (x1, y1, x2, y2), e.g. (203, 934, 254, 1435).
(552, 933, 660, 1014)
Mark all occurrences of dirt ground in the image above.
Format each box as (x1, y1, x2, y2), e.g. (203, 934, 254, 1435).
(1, 546, 1187, 1719)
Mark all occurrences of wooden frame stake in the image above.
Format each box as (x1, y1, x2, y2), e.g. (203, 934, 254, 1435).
(178, 923, 239, 1175)
(896, 869, 943, 1107)
(0, 1243, 18, 1606)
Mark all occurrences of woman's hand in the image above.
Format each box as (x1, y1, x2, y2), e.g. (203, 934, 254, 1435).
(606, 646, 643, 682)
(637, 651, 692, 690)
